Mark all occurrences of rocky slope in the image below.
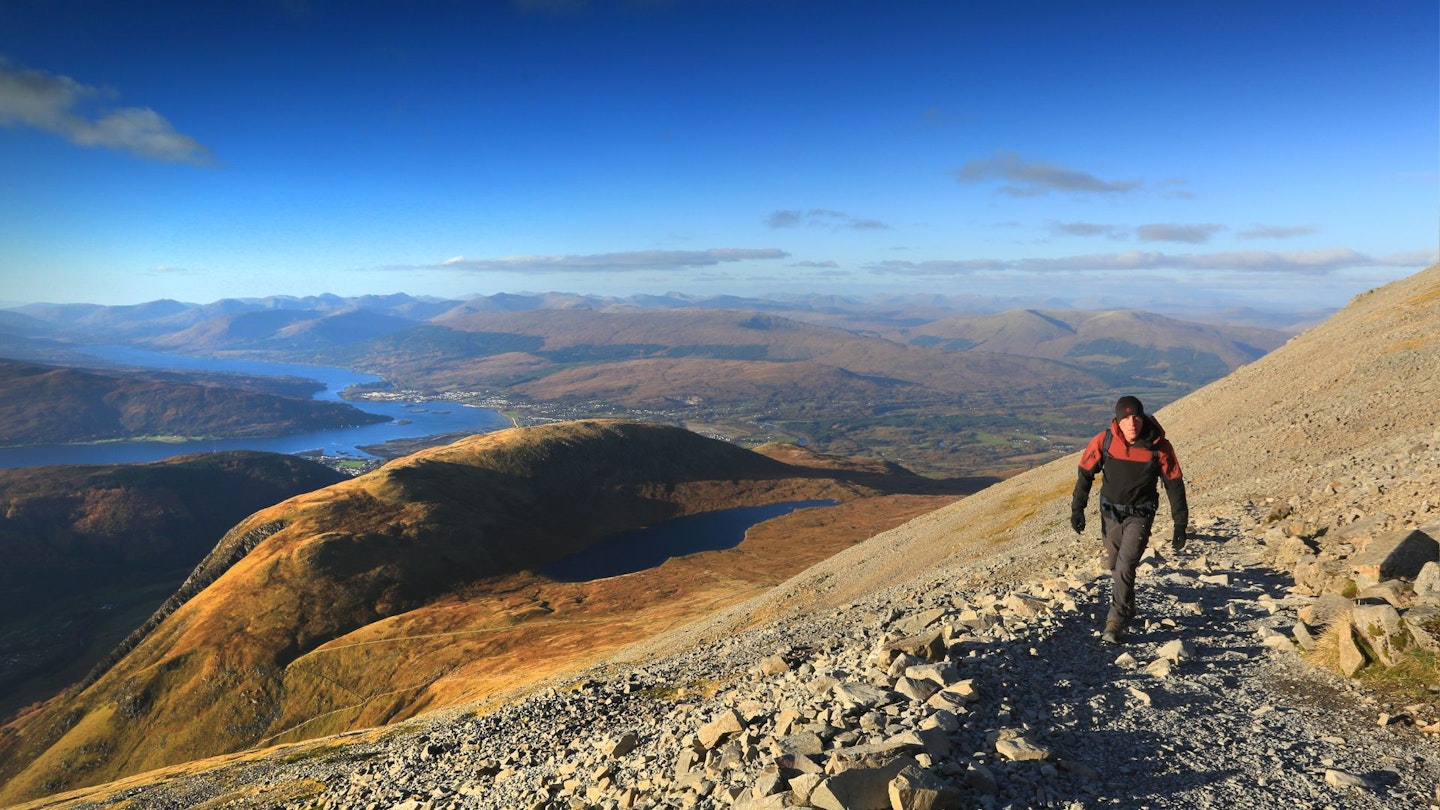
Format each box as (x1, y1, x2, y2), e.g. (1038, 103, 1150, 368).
(7, 265, 1440, 809)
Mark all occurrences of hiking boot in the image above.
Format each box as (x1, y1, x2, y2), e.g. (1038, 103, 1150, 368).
(1101, 621, 1125, 645)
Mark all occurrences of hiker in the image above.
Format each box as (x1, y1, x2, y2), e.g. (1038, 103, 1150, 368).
(1070, 395, 1188, 644)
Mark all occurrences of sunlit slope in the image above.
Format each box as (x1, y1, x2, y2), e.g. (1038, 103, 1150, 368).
(346, 307, 1105, 396)
(0, 420, 962, 802)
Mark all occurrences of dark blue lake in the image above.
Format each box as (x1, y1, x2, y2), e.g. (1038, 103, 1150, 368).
(0, 345, 511, 469)
(540, 500, 836, 582)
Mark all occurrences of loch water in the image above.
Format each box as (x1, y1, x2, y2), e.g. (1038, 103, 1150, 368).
(540, 500, 837, 582)
(0, 345, 510, 469)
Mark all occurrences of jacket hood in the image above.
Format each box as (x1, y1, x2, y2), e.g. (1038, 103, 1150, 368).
(1111, 414, 1165, 445)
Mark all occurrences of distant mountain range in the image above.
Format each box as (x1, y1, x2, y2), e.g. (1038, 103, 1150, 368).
(0, 291, 1299, 476)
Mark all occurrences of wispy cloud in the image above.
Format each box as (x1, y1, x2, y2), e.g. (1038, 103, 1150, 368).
(788, 260, 840, 268)
(437, 248, 789, 273)
(1048, 220, 1127, 239)
(1136, 223, 1226, 244)
(953, 151, 1141, 197)
(1237, 225, 1320, 240)
(148, 265, 202, 275)
(0, 63, 212, 165)
(867, 247, 1431, 277)
(765, 209, 891, 230)
(1048, 221, 1225, 243)
(1156, 177, 1196, 200)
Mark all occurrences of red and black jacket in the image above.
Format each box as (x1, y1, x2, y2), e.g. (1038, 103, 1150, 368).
(1072, 415, 1187, 526)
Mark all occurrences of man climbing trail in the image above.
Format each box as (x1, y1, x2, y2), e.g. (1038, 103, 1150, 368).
(1071, 395, 1189, 644)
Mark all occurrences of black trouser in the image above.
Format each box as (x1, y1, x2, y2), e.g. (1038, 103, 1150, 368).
(1101, 509, 1153, 626)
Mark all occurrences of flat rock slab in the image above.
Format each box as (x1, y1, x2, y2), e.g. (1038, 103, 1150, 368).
(994, 734, 1052, 761)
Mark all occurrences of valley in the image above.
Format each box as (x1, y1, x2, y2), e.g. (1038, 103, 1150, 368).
(1, 293, 1291, 478)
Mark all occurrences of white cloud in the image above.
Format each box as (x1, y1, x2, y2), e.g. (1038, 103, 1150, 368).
(0, 63, 212, 165)
(867, 247, 1431, 277)
(437, 248, 789, 273)
(953, 151, 1141, 196)
(1237, 225, 1320, 240)
(1135, 223, 1226, 244)
(765, 209, 891, 230)
(789, 260, 840, 268)
(1048, 220, 1127, 239)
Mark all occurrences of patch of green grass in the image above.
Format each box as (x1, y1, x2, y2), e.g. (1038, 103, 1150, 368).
(1355, 647, 1440, 702)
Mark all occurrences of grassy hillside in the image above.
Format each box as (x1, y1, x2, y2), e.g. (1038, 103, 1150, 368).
(0, 421, 980, 802)
(0, 359, 389, 446)
(322, 309, 1113, 477)
(904, 308, 1285, 385)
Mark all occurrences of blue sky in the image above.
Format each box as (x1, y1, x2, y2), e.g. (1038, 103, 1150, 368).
(1, 0, 1435, 311)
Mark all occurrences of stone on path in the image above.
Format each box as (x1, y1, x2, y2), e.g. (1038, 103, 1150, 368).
(888, 764, 965, 810)
(1156, 638, 1194, 663)
(833, 682, 903, 712)
(993, 731, 1052, 762)
(1337, 623, 1370, 678)
(1292, 622, 1317, 651)
(698, 709, 746, 750)
(1324, 768, 1372, 790)
(809, 757, 918, 810)
(603, 731, 639, 758)
(1144, 657, 1174, 678)
(964, 762, 998, 796)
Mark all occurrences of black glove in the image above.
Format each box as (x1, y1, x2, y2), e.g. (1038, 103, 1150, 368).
(1070, 508, 1086, 534)
(1171, 525, 1186, 551)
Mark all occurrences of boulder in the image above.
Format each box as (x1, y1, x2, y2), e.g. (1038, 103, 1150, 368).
(789, 773, 825, 804)
(604, 731, 640, 759)
(1356, 579, 1411, 608)
(992, 731, 1052, 761)
(1292, 622, 1317, 652)
(882, 629, 948, 664)
(809, 757, 918, 810)
(964, 762, 998, 796)
(1337, 622, 1370, 678)
(1351, 527, 1439, 587)
(698, 709, 746, 750)
(1293, 556, 1353, 596)
(1416, 561, 1440, 598)
(892, 608, 947, 636)
(833, 682, 903, 712)
(894, 676, 941, 703)
(1351, 604, 1409, 667)
(825, 734, 926, 773)
(1402, 604, 1440, 654)
(1297, 593, 1353, 628)
(888, 764, 966, 810)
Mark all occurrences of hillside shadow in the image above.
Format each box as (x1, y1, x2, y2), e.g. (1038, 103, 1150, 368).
(541, 500, 838, 582)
